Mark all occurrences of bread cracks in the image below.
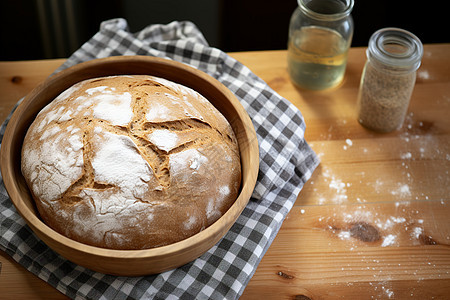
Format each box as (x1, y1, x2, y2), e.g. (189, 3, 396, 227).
(21, 75, 241, 250)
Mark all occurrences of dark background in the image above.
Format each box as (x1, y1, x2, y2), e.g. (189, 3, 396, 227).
(0, 0, 446, 61)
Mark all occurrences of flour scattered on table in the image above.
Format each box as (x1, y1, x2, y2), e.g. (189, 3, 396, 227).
(418, 70, 430, 80)
(412, 227, 423, 239)
(343, 138, 353, 150)
(374, 215, 406, 231)
(382, 286, 395, 298)
(381, 234, 397, 247)
(390, 216, 406, 223)
(391, 183, 411, 198)
(322, 166, 349, 204)
(372, 179, 384, 194)
(400, 152, 412, 159)
(337, 230, 351, 241)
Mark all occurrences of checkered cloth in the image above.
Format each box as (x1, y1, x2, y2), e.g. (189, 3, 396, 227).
(0, 19, 318, 299)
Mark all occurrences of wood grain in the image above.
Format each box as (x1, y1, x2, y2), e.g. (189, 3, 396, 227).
(242, 203, 450, 299)
(231, 45, 450, 299)
(0, 59, 65, 124)
(1, 44, 449, 298)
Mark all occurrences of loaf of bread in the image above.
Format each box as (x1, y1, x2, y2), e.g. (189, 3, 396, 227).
(21, 75, 241, 250)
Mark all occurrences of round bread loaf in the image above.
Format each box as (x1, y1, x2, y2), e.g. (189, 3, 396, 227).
(21, 75, 241, 250)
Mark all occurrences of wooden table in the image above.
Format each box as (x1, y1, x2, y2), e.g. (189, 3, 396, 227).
(1, 44, 449, 299)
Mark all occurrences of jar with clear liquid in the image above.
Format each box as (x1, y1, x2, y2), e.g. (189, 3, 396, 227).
(288, 0, 354, 90)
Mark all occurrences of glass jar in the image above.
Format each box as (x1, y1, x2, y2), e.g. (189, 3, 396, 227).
(356, 28, 423, 132)
(287, 0, 354, 90)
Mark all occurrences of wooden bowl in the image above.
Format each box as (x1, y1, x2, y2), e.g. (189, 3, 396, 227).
(0, 56, 259, 276)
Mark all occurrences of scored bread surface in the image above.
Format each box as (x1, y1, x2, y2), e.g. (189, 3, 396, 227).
(21, 75, 241, 250)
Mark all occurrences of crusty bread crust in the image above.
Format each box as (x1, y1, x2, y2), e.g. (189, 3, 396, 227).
(21, 75, 241, 250)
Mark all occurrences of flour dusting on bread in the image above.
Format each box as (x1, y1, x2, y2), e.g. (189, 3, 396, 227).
(21, 75, 241, 250)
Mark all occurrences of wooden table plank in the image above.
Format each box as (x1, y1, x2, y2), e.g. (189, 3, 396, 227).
(242, 203, 450, 299)
(232, 45, 450, 299)
(0, 58, 69, 300)
(1, 45, 449, 299)
(0, 59, 66, 124)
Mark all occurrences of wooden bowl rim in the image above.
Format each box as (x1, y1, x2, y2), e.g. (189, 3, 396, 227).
(1, 56, 259, 260)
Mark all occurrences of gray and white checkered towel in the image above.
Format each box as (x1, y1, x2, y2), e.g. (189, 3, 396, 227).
(0, 19, 319, 299)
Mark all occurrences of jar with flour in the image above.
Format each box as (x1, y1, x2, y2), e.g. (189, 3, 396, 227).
(357, 28, 423, 132)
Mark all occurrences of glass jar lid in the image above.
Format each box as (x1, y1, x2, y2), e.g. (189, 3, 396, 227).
(367, 27, 423, 72)
(298, 0, 354, 21)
